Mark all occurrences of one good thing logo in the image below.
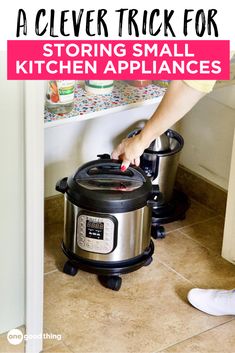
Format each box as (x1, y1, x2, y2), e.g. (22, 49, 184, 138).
(7, 328, 62, 345)
(7, 329, 24, 345)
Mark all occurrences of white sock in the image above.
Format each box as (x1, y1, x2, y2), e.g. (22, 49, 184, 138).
(187, 288, 235, 316)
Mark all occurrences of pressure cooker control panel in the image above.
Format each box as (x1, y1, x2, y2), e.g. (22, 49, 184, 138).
(76, 213, 117, 254)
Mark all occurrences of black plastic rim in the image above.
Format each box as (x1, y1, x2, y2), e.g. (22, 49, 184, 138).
(64, 158, 153, 213)
(152, 190, 190, 224)
(61, 240, 154, 276)
(144, 129, 184, 156)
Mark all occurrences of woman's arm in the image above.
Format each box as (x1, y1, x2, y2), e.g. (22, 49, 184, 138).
(112, 80, 209, 169)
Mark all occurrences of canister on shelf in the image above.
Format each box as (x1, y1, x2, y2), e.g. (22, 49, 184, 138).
(85, 80, 114, 94)
(126, 80, 152, 87)
(45, 80, 75, 114)
(153, 80, 171, 88)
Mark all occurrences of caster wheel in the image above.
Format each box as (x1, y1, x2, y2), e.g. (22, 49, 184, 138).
(98, 275, 122, 291)
(156, 226, 166, 239)
(151, 225, 166, 239)
(144, 256, 153, 266)
(63, 260, 79, 276)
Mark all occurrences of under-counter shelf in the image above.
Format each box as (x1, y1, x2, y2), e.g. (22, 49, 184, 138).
(44, 81, 166, 128)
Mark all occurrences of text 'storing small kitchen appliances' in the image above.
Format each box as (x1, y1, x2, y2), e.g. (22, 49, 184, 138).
(56, 155, 161, 291)
(128, 128, 190, 239)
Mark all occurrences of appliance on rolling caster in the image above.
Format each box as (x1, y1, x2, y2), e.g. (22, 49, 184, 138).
(128, 128, 190, 239)
(56, 155, 161, 291)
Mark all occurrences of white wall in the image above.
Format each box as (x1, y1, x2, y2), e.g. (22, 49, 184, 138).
(179, 85, 235, 190)
(0, 52, 25, 333)
(45, 104, 158, 197)
(45, 84, 235, 197)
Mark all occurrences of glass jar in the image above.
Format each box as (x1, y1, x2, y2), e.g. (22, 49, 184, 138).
(45, 80, 75, 114)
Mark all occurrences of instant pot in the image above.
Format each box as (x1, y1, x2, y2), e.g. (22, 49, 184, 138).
(128, 128, 190, 238)
(56, 155, 159, 291)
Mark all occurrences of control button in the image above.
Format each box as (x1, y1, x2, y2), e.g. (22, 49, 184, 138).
(78, 242, 85, 249)
(85, 242, 93, 249)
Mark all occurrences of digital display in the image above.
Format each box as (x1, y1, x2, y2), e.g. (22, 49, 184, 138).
(86, 220, 104, 240)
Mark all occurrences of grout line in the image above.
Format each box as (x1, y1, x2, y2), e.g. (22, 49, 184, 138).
(179, 231, 218, 253)
(156, 317, 235, 353)
(165, 215, 220, 235)
(62, 340, 75, 353)
(191, 198, 225, 218)
(177, 228, 223, 258)
(189, 197, 217, 212)
(44, 269, 59, 276)
(158, 259, 195, 285)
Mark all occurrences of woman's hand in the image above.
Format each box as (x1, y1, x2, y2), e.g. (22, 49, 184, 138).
(112, 80, 208, 171)
(111, 134, 147, 170)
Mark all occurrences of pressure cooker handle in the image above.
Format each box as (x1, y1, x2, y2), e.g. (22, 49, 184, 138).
(75, 159, 146, 182)
(56, 177, 68, 194)
(127, 128, 141, 139)
(147, 189, 164, 208)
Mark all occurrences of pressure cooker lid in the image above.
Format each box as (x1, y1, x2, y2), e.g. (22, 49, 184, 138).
(76, 166, 143, 191)
(65, 158, 152, 213)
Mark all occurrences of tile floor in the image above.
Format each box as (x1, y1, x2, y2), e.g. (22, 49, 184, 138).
(2, 198, 235, 353)
(42, 199, 235, 353)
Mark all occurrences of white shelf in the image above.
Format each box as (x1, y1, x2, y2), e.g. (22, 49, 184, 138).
(44, 81, 166, 128)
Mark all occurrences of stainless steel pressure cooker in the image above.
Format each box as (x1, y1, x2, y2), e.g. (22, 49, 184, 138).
(56, 155, 159, 291)
(127, 128, 189, 239)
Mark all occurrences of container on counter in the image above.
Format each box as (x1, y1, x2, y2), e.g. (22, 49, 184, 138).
(45, 80, 75, 114)
(126, 80, 152, 87)
(85, 80, 114, 95)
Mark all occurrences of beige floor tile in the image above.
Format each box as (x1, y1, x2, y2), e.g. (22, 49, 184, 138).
(43, 341, 73, 353)
(157, 230, 235, 288)
(44, 259, 230, 353)
(0, 326, 25, 353)
(160, 319, 235, 353)
(163, 200, 216, 233)
(42, 326, 65, 351)
(180, 216, 224, 255)
(44, 223, 67, 273)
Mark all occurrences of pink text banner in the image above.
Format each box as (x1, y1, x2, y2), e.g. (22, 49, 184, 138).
(7, 40, 230, 80)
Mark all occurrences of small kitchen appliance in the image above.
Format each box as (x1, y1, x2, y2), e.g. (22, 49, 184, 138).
(128, 128, 190, 238)
(56, 155, 160, 291)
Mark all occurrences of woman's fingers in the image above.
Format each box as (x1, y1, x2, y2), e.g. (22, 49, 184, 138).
(111, 144, 123, 160)
(134, 157, 140, 166)
(121, 157, 140, 171)
(121, 159, 130, 171)
(111, 139, 127, 160)
(112, 135, 144, 170)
